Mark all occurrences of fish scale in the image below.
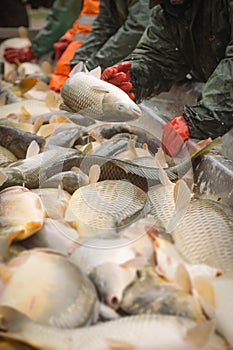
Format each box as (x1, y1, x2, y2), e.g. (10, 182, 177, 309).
(62, 75, 104, 116)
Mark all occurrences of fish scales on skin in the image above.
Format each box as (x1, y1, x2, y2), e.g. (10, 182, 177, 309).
(0, 148, 79, 190)
(0, 306, 228, 350)
(60, 62, 141, 122)
(0, 125, 45, 159)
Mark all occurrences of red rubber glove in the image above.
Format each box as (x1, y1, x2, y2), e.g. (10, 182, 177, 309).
(162, 115, 190, 157)
(53, 34, 72, 60)
(4, 46, 36, 64)
(101, 61, 135, 100)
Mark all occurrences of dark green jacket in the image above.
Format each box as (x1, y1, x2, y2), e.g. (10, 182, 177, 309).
(32, 0, 83, 57)
(70, 0, 150, 69)
(129, 0, 233, 139)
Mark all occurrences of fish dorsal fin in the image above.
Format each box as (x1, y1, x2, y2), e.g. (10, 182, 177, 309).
(41, 61, 53, 75)
(33, 116, 45, 134)
(184, 320, 215, 348)
(128, 138, 137, 160)
(154, 147, 168, 169)
(106, 338, 135, 350)
(69, 62, 86, 77)
(89, 66, 101, 79)
(159, 167, 173, 187)
(88, 164, 101, 183)
(26, 140, 40, 158)
(166, 179, 191, 233)
(18, 26, 28, 39)
(37, 124, 56, 138)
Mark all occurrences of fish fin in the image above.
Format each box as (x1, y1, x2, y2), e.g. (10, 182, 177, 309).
(0, 171, 8, 186)
(106, 338, 136, 350)
(59, 102, 75, 113)
(20, 106, 31, 118)
(184, 320, 215, 348)
(0, 263, 12, 283)
(26, 140, 40, 158)
(33, 116, 44, 134)
(18, 26, 28, 38)
(0, 236, 9, 261)
(121, 256, 147, 270)
(37, 124, 56, 138)
(89, 66, 101, 79)
(128, 139, 137, 160)
(69, 61, 86, 77)
(91, 86, 110, 94)
(88, 164, 101, 183)
(154, 147, 168, 169)
(191, 137, 222, 160)
(34, 80, 49, 92)
(159, 167, 173, 187)
(166, 179, 191, 233)
(82, 142, 93, 155)
(192, 276, 215, 311)
(99, 302, 120, 320)
(175, 263, 192, 294)
(0, 95, 6, 106)
(46, 91, 62, 110)
(16, 77, 39, 95)
(41, 61, 53, 75)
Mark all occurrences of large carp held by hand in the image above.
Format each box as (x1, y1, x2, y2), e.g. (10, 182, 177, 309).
(60, 62, 142, 122)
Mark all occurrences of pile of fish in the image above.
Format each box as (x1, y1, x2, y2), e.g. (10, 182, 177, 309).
(0, 31, 232, 349)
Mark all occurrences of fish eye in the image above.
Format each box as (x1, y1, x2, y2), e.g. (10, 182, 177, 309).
(118, 104, 125, 112)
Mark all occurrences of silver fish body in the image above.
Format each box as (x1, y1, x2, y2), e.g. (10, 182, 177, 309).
(60, 62, 141, 122)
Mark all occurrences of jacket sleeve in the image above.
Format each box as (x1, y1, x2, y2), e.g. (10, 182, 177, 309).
(70, 0, 150, 70)
(183, 4, 233, 139)
(32, 0, 83, 57)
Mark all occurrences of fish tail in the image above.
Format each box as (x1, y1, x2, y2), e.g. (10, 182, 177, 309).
(191, 137, 221, 161)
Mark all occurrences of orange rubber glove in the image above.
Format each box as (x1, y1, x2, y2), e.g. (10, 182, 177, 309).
(101, 61, 135, 100)
(162, 115, 190, 157)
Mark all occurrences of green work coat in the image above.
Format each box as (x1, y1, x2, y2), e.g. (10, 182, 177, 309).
(129, 0, 233, 139)
(70, 0, 150, 69)
(32, 0, 83, 57)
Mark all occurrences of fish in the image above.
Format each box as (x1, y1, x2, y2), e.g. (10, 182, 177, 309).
(0, 249, 98, 329)
(64, 179, 149, 241)
(21, 218, 78, 255)
(120, 266, 205, 322)
(60, 62, 142, 122)
(70, 237, 136, 275)
(44, 137, 222, 193)
(0, 146, 17, 166)
(0, 337, 34, 349)
(0, 186, 45, 259)
(0, 306, 228, 350)
(45, 124, 82, 148)
(0, 147, 79, 190)
(31, 188, 71, 220)
(0, 125, 45, 159)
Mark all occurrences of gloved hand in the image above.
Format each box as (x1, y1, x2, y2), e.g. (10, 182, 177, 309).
(162, 115, 190, 157)
(4, 46, 36, 64)
(101, 61, 135, 100)
(53, 34, 72, 60)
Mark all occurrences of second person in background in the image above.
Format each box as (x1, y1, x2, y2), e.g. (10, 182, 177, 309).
(49, 0, 150, 91)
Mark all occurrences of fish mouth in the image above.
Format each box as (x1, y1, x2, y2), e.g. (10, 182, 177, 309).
(130, 105, 142, 119)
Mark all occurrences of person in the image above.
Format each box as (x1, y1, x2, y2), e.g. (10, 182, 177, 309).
(49, 0, 150, 91)
(101, 0, 233, 157)
(3, 0, 84, 62)
(49, 0, 100, 91)
(1, 0, 29, 28)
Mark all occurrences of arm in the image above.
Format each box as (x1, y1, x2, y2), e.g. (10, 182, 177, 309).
(70, 0, 150, 69)
(32, 0, 83, 57)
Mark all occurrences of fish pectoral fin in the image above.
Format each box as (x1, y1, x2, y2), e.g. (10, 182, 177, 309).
(106, 338, 136, 350)
(166, 179, 192, 233)
(184, 320, 215, 348)
(91, 86, 110, 94)
(88, 164, 101, 184)
(59, 102, 75, 113)
(26, 140, 40, 159)
(192, 276, 216, 318)
(0, 263, 12, 283)
(0, 171, 8, 186)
